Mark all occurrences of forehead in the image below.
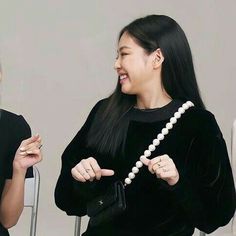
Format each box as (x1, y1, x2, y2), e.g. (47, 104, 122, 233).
(117, 32, 139, 51)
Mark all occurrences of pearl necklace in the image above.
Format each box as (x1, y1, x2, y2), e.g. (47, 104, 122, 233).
(124, 101, 194, 186)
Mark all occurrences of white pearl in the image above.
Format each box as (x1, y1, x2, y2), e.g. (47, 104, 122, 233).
(174, 112, 181, 119)
(136, 161, 143, 168)
(139, 155, 146, 161)
(170, 117, 177, 124)
(125, 178, 132, 184)
(144, 150, 151, 157)
(166, 122, 173, 129)
(162, 128, 169, 135)
(186, 101, 194, 107)
(153, 139, 160, 146)
(132, 167, 139, 174)
(182, 103, 189, 110)
(148, 144, 156, 152)
(178, 107, 185, 114)
(128, 172, 135, 179)
(157, 133, 164, 140)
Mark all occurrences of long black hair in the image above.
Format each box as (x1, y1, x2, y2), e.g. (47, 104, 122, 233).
(87, 14, 205, 157)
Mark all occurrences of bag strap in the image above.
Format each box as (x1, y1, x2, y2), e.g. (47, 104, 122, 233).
(123, 101, 194, 187)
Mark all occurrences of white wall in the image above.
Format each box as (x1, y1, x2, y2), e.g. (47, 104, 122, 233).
(0, 0, 235, 235)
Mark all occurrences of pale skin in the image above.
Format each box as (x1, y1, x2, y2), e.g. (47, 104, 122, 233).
(0, 135, 42, 229)
(71, 32, 179, 186)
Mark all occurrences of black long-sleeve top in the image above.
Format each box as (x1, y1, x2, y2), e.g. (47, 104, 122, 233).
(55, 100, 236, 236)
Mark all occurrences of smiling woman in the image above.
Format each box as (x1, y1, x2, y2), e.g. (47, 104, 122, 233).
(55, 15, 236, 236)
(0, 63, 43, 236)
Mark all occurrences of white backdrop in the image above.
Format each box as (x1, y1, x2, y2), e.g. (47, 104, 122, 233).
(0, 0, 235, 235)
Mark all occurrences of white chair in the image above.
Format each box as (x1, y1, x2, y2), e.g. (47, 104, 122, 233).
(74, 216, 81, 236)
(24, 166, 40, 236)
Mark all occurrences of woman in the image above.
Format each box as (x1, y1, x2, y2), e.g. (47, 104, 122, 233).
(55, 15, 236, 236)
(0, 64, 42, 236)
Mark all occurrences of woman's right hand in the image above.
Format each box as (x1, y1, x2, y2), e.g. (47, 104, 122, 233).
(71, 157, 114, 182)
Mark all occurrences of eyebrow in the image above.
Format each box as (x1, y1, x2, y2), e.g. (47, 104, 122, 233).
(117, 46, 131, 52)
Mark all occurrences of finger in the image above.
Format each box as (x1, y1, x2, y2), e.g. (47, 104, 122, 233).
(81, 159, 96, 181)
(148, 157, 162, 174)
(25, 149, 41, 155)
(21, 135, 40, 146)
(75, 164, 91, 181)
(20, 142, 41, 152)
(20, 136, 41, 151)
(101, 169, 114, 176)
(88, 158, 102, 180)
(71, 168, 86, 182)
(152, 162, 168, 172)
(140, 156, 150, 166)
(159, 154, 170, 161)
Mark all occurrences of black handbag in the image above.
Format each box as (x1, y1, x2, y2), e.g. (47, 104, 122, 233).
(87, 181, 126, 226)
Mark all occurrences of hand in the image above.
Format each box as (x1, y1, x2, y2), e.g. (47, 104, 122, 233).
(71, 157, 114, 182)
(13, 134, 43, 173)
(141, 154, 179, 186)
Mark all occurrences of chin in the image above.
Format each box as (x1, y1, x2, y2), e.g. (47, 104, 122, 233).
(121, 88, 133, 95)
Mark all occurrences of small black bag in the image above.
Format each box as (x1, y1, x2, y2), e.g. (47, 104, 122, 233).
(87, 181, 126, 226)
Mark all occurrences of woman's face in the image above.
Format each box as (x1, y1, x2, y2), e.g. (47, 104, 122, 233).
(114, 32, 156, 95)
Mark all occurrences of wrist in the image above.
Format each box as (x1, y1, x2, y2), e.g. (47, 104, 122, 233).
(13, 161, 27, 176)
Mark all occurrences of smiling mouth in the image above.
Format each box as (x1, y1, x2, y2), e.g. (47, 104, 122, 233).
(119, 74, 128, 80)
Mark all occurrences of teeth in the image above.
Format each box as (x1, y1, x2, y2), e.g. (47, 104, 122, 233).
(120, 74, 127, 80)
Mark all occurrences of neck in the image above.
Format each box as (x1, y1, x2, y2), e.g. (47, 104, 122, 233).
(136, 90, 172, 109)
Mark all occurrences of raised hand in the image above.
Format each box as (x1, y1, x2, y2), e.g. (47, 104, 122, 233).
(13, 134, 43, 172)
(71, 157, 114, 182)
(141, 154, 179, 186)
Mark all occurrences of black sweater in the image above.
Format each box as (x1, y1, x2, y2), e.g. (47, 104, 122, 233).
(55, 100, 236, 236)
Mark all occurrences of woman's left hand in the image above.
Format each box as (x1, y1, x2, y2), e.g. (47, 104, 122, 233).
(141, 154, 179, 186)
(13, 134, 43, 173)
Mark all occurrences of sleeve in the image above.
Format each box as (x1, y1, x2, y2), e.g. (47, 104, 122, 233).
(5, 115, 33, 179)
(54, 100, 103, 216)
(167, 113, 236, 233)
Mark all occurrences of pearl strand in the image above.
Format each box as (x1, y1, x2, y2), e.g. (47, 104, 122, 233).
(124, 101, 194, 186)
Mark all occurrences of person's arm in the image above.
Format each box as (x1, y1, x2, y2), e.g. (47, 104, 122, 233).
(168, 113, 236, 233)
(55, 100, 103, 216)
(0, 169, 26, 228)
(0, 116, 42, 229)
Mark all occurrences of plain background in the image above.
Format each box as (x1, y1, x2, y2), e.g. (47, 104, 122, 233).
(0, 0, 235, 235)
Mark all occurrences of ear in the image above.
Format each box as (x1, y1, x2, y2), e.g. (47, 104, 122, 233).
(152, 48, 164, 69)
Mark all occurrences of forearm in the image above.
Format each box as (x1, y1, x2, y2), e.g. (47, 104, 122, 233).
(0, 169, 26, 229)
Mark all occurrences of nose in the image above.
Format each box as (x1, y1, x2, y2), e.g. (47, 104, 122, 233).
(114, 57, 121, 70)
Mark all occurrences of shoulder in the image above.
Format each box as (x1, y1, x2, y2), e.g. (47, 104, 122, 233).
(180, 107, 221, 137)
(0, 109, 31, 135)
(86, 98, 108, 119)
